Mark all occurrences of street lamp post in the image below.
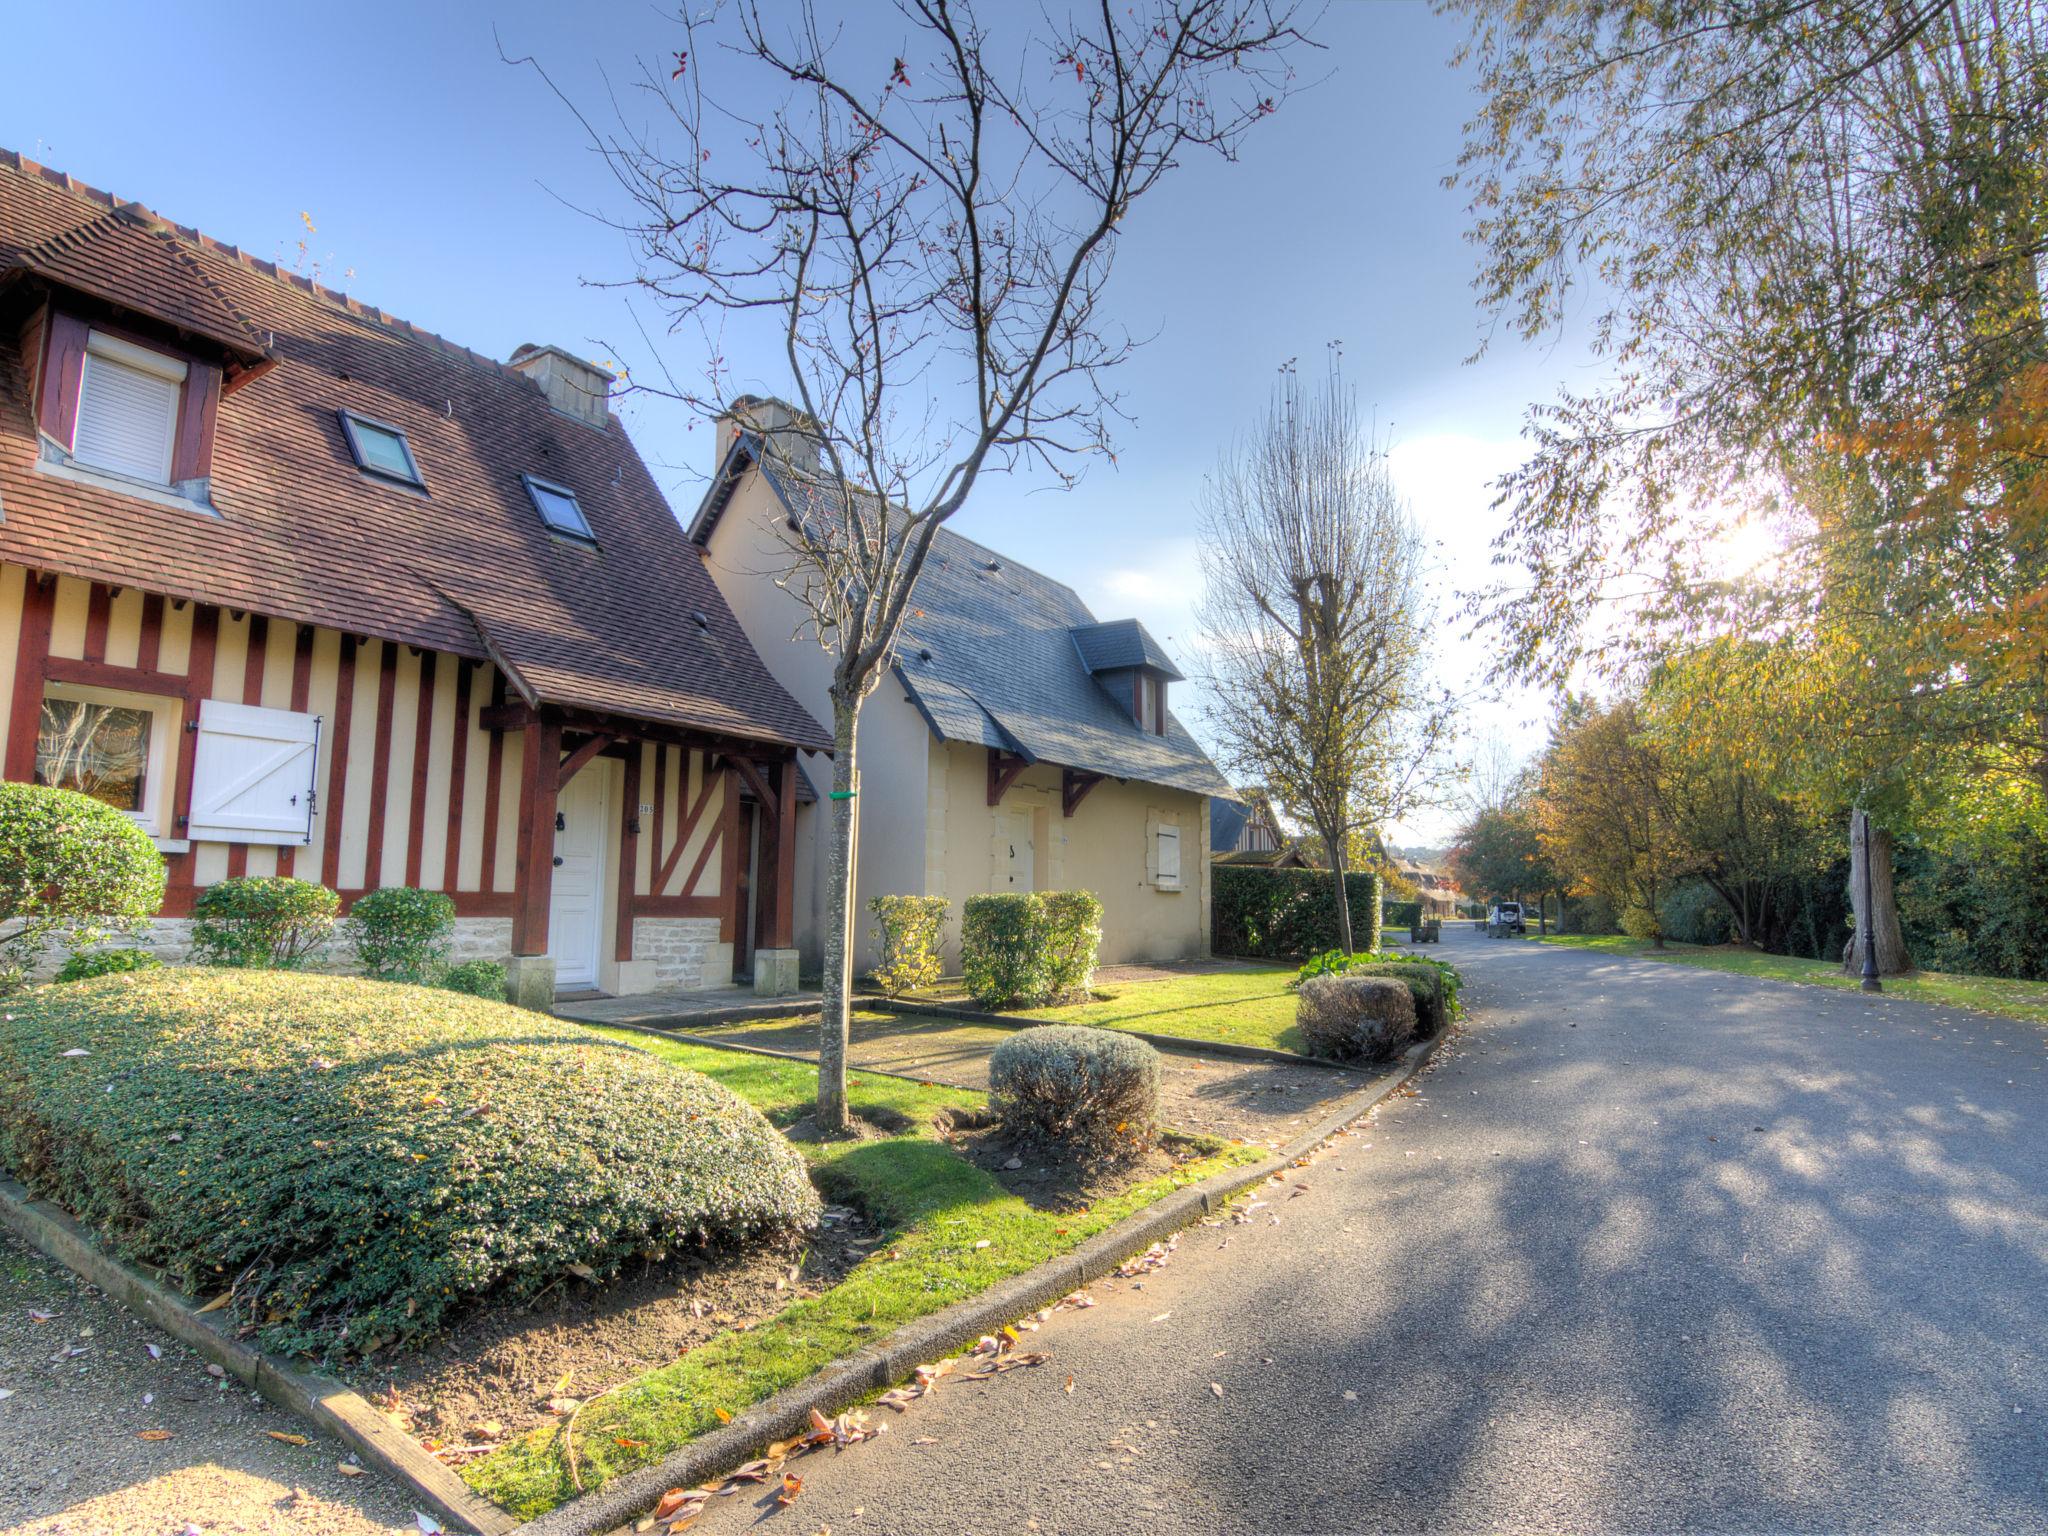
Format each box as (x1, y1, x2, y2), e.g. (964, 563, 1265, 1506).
(1860, 809, 1882, 994)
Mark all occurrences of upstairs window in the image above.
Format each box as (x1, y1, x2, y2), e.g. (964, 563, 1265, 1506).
(74, 332, 186, 485)
(524, 473, 595, 542)
(339, 410, 424, 487)
(1136, 672, 1166, 735)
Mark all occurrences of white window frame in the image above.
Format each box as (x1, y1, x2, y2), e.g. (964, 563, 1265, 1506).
(73, 331, 187, 486)
(38, 680, 183, 839)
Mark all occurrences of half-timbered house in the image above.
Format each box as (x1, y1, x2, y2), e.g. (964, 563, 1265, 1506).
(0, 150, 829, 1003)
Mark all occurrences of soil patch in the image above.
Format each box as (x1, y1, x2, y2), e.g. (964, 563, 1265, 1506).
(341, 1205, 880, 1464)
(938, 1117, 1221, 1211)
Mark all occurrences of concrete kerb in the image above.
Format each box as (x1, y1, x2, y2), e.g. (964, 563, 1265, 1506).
(520, 1027, 1448, 1536)
(0, 1177, 518, 1536)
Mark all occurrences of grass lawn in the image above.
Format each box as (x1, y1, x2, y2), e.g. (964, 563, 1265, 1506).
(464, 1028, 1263, 1518)
(1009, 966, 1305, 1052)
(1534, 933, 2048, 1027)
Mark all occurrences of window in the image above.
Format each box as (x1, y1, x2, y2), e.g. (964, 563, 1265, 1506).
(73, 332, 186, 485)
(35, 683, 181, 836)
(185, 700, 321, 845)
(524, 474, 595, 541)
(1136, 672, 1166, 734)
(1153, 824, 1182, 890)
(339, 410, 424, 487)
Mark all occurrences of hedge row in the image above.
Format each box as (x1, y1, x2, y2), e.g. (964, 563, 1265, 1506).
(1382, 899, 1423, 930)
(1212, 865, 1383, 959)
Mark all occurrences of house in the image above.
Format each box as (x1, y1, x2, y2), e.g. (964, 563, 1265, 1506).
(0, 150, 830, 1004)
(688, 411, 1233, 974)
(1211, 790, 1300, 864)
(1394, 857, 1463, 919)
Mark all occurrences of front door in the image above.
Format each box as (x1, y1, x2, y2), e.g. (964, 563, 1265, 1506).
(549, 767, 609, 991)
(1004, 809, 1035, 890)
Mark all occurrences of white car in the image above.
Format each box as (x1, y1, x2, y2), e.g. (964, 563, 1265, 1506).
(1489, 901, 1526, 935)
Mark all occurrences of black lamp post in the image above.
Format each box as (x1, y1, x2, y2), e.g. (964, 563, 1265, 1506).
(1860, 809, 1883, 994)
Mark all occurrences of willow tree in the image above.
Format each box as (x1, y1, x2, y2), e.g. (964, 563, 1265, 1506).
(1444, 0, 2048, 974)
(1197, 363, 1447, 955)
(529, 0, 1312, 1130)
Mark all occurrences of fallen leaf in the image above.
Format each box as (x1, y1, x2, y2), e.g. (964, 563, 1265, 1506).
(60, 1048, 90, 1057)
(1208, 1382, 1225, 1399)
(196, 1293, 233, 1315)
(913, 1436, 939, 1445)
(777, 1472, 803, 1505)
(652, 1490, 691, 1521)
(26, 1310, 55, 1323)
(616, 1436, 649, 1449)
(338, 1462, 365, 1477)
(1064, 1375, 1075, 1395)
(146, 1343, 162, 1360)
(138, 1429, 174, 1441)
(416, 1515, 445, 1536)
(973, 1239, 991, 1250)
(713, 1407, 733, 1424)
(266, 1430, 310, 1446)
(0, 1389, 13, 1402)
(205, 1364, 226, 1378)
(567, 1263, 597, 1282)
(1150, 1312, 1172, 1323)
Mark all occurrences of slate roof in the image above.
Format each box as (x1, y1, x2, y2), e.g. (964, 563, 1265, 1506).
(1211, 796, 1251, 852)
(0, 150, 828, 753)
(1071, 618, 1183, 681)
(741, 449, 1232, 798)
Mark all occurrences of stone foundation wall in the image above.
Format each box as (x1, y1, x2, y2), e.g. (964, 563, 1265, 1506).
(630, 917, 725, 991)
(23, 915, 517, 983)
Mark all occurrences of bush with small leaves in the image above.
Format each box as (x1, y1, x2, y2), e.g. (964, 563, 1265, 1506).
(439, 959, 507, 1002)
(1345, 961, 1447, 1037)
(961, 892, 1049, 1008)
(1620, 904, 1664, 943)
(54, 948, 163, 984)
(187, 877, 339, 970)
(988, 1025, 1160, 1153)
(1039, 890, 1103, 1001)
(867, 894, 949, 994)
(1295, 974, 1416, 1062)
(0, 782, 165, 992)
(347, 887, 457, 983)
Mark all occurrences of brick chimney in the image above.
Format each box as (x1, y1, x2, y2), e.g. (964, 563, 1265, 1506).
(508, 343, 613, 429)
(716, 394, 822, 473)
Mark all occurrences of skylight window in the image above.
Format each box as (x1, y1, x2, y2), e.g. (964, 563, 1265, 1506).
(338, 410, 424, 487)
(524, 474, 594, 542)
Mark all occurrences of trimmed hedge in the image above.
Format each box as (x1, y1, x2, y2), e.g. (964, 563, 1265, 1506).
(0, 782, 166, 992)
(1213, 865, 1383, 959)
(962, 893, 1046, 1007)
(55, 947, 162, 984)
(867, 894, 949, 994)
(440, 959, 507, 1001)
(189, 877, 338, 970)
(347, 887, 456, 983)
(989, 1025, 1160, 1152)
(1039, 890, 1104, 999)
(0, 970, 819, 1358)
(1382, 899, 1423, 930)
(1296, 974, 1415, 1062)
(1347, 961, 1447, 1037)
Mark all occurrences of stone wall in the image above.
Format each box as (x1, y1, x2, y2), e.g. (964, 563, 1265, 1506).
(629, 916, 725, 991)
(23, 915, 516, 983)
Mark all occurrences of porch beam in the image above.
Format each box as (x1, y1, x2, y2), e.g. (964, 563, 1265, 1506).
(1061, 767, 1105, 818)
(728, 754, 779, 819)
(556, 731, 615, 789)
(510, 716, 562, 956)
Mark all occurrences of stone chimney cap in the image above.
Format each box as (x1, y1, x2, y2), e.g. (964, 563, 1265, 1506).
(507, 343, 615, 430)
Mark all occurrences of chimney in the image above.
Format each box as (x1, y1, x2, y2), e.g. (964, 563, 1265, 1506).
(716, 394, 822, 474)
(508, 343, 613, 429)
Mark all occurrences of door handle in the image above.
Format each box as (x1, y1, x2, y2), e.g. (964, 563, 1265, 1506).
(553, 855, 565, 868)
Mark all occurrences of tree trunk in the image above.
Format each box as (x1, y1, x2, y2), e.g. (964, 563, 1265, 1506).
(1327, 832, 1354, 955)
(815, 694, 859, 1132)
(1840, 806, 1911, 976)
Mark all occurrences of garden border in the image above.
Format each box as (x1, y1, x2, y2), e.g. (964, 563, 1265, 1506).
(0, 1176, 520, 1535)
(513, 1025, 1448, 1536)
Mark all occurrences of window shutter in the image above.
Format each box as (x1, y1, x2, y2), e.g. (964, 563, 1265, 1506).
(1155, 825, 1181, 887)
(186, 700, 321, 845)
(74, 347, 183, 484)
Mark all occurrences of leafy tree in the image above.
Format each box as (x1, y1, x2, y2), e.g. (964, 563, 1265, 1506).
(1198, 361, 1451, 955)
(538, 0, 1314, 1130)
(1536, 699, 1693, 945)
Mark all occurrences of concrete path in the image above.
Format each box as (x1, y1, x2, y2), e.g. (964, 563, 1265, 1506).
(692, 926, 2048, 1534)
(689, 1010, 1364, 1145)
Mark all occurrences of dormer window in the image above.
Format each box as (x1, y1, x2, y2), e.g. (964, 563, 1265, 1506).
(524, 473, 594, 542)
(339, 410, 424, 488)
(73, 332, 186, 484)
(1135, 671, 1166, 735)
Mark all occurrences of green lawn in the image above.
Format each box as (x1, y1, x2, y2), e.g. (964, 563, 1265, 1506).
(464, 1029, 1262, 1518)
(1534, 933, 2048, 1026)
(1012, 965, 1306, 1052)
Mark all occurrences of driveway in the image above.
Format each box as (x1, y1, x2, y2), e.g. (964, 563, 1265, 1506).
(692, 925, 2048, 1533)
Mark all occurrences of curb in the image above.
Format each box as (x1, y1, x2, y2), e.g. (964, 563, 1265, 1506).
(517, 1027, 1448, 1536)
(0, 1178, 519, 1536)
(862, 995, 1361, 1073)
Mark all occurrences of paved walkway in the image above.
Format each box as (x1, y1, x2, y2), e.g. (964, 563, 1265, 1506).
(691, 926, 2048, 1534)
(688, 1010, 1362, 1145)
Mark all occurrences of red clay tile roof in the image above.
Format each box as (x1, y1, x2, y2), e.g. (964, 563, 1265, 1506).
(10, 208, 270, 366)
(0, 150, 828, 753)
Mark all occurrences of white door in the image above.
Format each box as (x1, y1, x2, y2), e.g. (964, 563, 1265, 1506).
(1004, 810, 1035, 890)
(549, 768, 609, 991)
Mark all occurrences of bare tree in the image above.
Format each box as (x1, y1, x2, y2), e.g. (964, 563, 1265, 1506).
(524, 0, 1314, 1131)
(1198, 359, 1449, 954)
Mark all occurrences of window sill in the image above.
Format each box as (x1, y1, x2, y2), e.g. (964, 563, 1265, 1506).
(35, 447, 218, 516)
(151, 837, 190, 854)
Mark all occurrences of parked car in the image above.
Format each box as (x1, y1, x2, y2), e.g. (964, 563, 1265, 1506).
(1488, 901, 1526, 936)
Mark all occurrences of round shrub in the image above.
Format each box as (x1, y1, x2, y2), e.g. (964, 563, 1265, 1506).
(1296, 974, 1417, 1062)
(1344, 961, 1449, 1037)
(347, 886, 457, 982)
(0, 782, 165, 992)
(0, 970, 819, 1358)
(55, 947, 163, 984)
(188, 876, 339, 970)
(988, 1025, 1160, 1152)
(439, 958, 507, 1001)
(961, 893, 1049, 1007)
(867, 894, 949, 994)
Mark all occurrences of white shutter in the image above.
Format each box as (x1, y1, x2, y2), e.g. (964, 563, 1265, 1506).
(186, 700, 320, 845)
(1155, 825, 1182, 887)
(74, 340, 184, 484)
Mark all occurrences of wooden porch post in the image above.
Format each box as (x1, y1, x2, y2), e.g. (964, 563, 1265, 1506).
(770, 757, 798, 949)
(510, 716, 561, 957)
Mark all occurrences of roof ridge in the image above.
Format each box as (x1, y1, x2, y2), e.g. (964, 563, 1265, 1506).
(20, 208, 270, 350)
(0, 146, 535, 388)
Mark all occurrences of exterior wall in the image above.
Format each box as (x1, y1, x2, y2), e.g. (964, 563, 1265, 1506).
(628, 916, 726, 991)
(1, 561, 738, 994)
(927, 741, 1211, 969)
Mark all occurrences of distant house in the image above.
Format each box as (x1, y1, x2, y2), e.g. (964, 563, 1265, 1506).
(689, 410, 1233, 974)
(1211, 790, 1287, 860)
(0, 150, 829, 1002)
(1395, 858, 1463, 919)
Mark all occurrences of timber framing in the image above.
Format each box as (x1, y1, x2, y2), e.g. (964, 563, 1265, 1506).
(1062, 767, 1105, 818)
(987, 747, 1032, 806)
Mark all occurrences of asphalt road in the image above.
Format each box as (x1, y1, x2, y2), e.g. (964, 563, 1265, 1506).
(694, 926, 2048, 1534)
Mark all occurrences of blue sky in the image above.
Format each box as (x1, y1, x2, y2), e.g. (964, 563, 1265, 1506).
(4, 0, 1583, 843)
